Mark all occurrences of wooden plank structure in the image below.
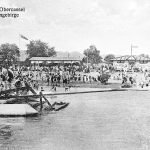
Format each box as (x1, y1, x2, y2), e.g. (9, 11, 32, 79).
(1, 81, 146, 117)
(0, 82, 70, 116)
(0, 88, 128, 99)
(0, 81, 37, 99)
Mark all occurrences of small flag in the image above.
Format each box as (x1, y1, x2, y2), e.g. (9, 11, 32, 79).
(131, 45, 138, 48)
(20, 34, 29, 40)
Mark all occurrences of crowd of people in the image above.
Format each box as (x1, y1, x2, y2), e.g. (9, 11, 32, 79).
(112, 69, 150, 88)
(0, 64, 110, 92)
(0, 63, 149, 93)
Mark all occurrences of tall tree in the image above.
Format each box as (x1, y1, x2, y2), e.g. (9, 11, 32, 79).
(26, 40, 56, 58)
(83, 45, 102, 64)
(0, 43, 20, 66)
(47, 47, 56, 57)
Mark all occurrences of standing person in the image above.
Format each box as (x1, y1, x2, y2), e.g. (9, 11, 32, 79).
(53, 74, 57, 86)
(83, 75, 86, 83)
(129, 76, 133, 85)
(89, 75, 92, 83)
(57, 73, 61, 86)
(63, 76, 67, 87)
(7, 68, 14, 89)
(122, 76, 127, 84)
(1, 66, 8, 90)
(47, 74, 50, 86)
(51, 74, 54, 86)
(34, 80, 39, 90)
(39, 70, 42, 78)
(66, 73, 70, 84)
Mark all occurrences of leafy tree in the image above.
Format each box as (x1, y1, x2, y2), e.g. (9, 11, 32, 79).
(98, 74, 110, 84)
(82, 45, 102, 64)
(104, 54, 115, 63)
(0, 43, 20, 66)
(26, 40, 56, 58)
(24, 58, 31, 66)
(47, 47, 56, 57)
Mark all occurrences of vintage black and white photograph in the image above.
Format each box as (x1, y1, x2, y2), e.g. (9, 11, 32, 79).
(0, 0, 150, 150)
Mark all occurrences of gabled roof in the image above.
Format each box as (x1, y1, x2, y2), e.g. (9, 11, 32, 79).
(126, 55, 136, 61)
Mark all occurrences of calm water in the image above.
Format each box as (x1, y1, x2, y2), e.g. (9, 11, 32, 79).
(1, 91, 150, 150)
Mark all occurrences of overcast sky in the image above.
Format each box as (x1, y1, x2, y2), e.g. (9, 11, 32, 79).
(0, 0, 150, 55)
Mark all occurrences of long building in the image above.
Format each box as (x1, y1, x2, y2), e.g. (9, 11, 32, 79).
(29, 57, 82, 65)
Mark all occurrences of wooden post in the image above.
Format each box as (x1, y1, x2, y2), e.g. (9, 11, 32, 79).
(16, 88, 19, 101)
(41, 92, 53, 110)
(24, 81, 37, 95)
(40, 92, 43, 111)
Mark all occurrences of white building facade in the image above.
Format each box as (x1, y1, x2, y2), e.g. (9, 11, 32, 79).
(111, 55, 150, 71)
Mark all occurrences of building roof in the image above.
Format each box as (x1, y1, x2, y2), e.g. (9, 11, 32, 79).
(29, 57, 82, 61)
(111, 55, 150, 61)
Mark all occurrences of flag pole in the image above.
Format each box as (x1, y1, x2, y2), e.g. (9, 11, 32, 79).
(19, 34, 21, 69)
(19, 34, 21, 50)
(131, 44, 132, 56)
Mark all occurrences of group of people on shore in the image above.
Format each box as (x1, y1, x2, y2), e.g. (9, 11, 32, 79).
(113, 69, 150, 88)
(1, 64, 149, 93)
(0, 65, 105, 92)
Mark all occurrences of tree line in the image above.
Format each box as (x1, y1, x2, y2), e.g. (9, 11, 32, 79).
(0, 40, 149, 67)
(0, 40, 57, 67)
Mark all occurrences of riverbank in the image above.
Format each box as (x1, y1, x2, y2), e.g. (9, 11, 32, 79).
(37, 79, 122, 94)
(41, 78, 121, 88)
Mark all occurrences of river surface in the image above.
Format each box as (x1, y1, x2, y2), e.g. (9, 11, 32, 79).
(1, 90, 150, 150)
